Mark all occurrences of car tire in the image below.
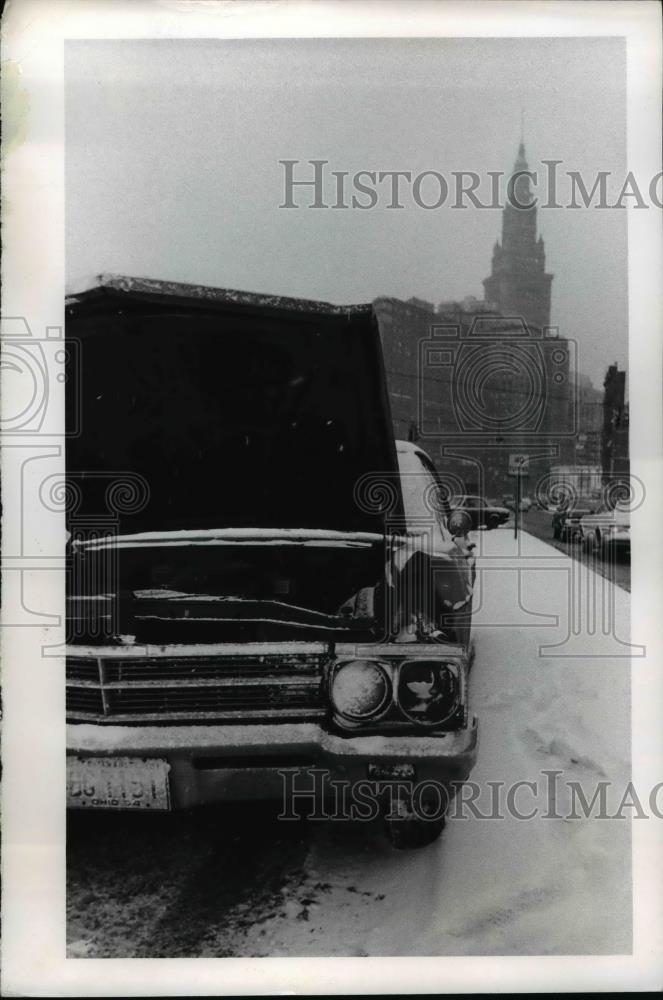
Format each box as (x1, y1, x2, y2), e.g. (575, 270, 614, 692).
(487, 514, 499, 530)
(383, 793, 446, 850)
(384, 812, 446, 850)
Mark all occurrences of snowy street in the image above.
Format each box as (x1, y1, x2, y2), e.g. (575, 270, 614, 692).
(67, 526, 632, 957)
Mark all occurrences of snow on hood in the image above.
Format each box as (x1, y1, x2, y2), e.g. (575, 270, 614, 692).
(73, 527, 386, 552)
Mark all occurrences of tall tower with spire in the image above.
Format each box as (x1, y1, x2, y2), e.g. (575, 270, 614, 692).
(483, 142, 553, 330)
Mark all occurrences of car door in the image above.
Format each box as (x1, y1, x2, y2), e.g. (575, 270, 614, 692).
(425, 455, 477, 642)
(397, 447, 475, 646)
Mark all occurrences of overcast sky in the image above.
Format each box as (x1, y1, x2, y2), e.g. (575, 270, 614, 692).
(66, 37, 627, 385)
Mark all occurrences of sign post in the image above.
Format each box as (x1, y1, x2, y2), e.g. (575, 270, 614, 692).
(508, 454, 530, 539)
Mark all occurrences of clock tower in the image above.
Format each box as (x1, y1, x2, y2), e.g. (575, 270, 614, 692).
(483, 142, 553, 330)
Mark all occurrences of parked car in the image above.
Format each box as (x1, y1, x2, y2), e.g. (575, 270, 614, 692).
(451, 494, 510, 530)
(551, 496, 598, 543)
(578, 504, 630, 557)
(65, 276, 478, 849)
(534, 495, 559, 511)
(503, 493, 531, 512)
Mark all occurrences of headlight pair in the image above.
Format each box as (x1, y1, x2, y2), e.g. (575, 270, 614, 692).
(329, 657, 462, 727)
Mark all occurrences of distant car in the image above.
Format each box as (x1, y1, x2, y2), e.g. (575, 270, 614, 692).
(534, 495, 558, 511)
(502, 493, 530, 512)
(551, 497, 598, 543)
(451, 494, 510, 530)
(577, 504, 630, 557)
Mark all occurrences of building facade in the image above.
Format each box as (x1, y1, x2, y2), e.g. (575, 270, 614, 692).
(601, 364, 629, 483)
(373, 295, 572, 498)
(549, 464, 603, 497)
(573, 373, 603, 468)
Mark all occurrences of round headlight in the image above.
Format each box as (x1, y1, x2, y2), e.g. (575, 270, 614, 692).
(397, 660, 459, 726)
(330, 660, 391, 721)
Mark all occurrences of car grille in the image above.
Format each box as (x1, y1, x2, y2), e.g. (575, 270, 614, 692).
(66, 646, 328, 724)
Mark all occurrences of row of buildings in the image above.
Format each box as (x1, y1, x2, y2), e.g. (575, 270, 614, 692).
(373, 141, 628, 500)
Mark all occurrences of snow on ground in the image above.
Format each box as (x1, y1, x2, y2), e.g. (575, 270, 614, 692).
(67, 527, 632, 957)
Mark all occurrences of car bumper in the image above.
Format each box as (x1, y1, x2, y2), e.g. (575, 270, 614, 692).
(605, 534, 630, 549)
(579, 530, 630, 549)
(67, 717, 479, 809)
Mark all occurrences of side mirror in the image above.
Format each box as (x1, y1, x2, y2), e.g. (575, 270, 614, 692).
(448, 509, 472, 536)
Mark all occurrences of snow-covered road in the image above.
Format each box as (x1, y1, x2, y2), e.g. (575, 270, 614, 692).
(67, 527, 633, 957)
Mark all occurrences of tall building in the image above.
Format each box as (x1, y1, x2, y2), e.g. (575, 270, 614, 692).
(573, 373, 603, 467)
(373, 140, 573, 496)
(601, 364, 629, 482)
(483, 143, 554, 330)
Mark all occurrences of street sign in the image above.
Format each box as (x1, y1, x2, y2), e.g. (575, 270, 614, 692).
(508, 453, 530, 477)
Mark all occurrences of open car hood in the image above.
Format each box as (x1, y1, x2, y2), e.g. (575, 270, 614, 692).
(68, 527, 473, 645)
(66, 275, 403, 536)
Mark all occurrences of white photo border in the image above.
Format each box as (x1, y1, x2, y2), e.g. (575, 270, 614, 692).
(2, 0, 661, 994)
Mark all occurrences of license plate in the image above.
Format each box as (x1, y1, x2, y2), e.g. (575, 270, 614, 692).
(67, 756, 171, 810)
(367, 762, 416, 780)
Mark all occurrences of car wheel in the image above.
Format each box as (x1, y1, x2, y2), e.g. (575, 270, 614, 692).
(488, 514, 499, 530)
(383, 793, 446, 850)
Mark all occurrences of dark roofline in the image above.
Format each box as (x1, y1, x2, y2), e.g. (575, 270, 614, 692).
(373, 294, 546, 335)
(65, 274, 373, 319)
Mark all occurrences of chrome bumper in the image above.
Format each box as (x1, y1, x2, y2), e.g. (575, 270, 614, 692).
(67, 717, 479, 808)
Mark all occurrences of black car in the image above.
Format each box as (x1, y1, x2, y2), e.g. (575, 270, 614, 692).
(64, 275, 479, 850)
(450, 494, 510, 531)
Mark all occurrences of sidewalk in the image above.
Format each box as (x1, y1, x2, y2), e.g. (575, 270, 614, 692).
(518, 509, 630, 592)
(468, 523, 634, 661)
